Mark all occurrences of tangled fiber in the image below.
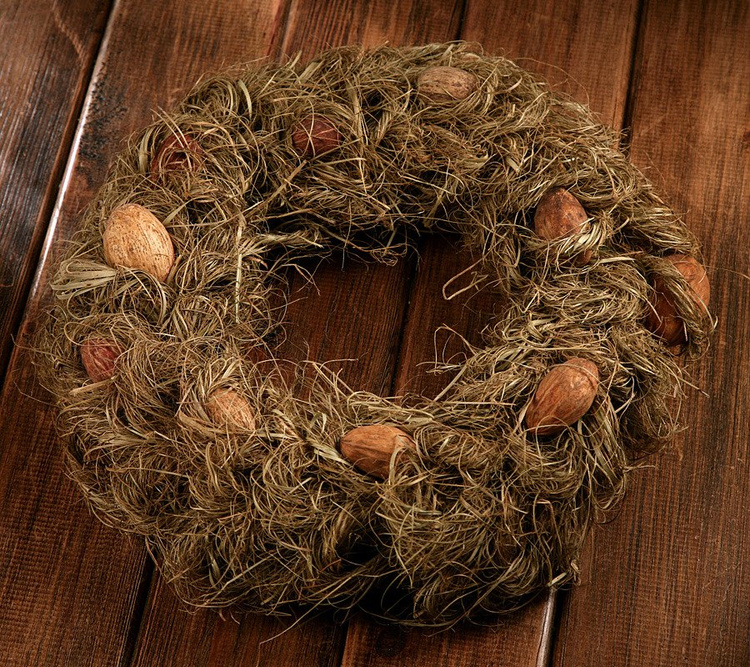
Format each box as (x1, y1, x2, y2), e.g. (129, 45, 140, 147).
(34, 42, 714, 626)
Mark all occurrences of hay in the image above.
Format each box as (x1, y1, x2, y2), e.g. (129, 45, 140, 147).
(34, 42, 714, 627)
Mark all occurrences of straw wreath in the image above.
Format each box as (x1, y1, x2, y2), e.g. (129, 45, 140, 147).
(34, 42, 714, 626)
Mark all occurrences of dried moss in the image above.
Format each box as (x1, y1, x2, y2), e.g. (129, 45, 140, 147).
(33, 42, 714, 627)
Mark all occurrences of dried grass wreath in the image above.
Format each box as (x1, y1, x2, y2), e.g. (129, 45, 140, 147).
(34, 42, 714, 627)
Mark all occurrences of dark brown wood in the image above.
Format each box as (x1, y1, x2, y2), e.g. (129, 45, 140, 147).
(282, 0, 465, 61)
(129, 1, 465, 665)
(5, 1, 746, 666)
(132, 591, 347, 667)
(0, 0, 110, 379)
(0, 1, 290, 665)
(553, 1, 750, 665)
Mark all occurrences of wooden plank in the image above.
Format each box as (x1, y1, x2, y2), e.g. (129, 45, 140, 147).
(338, 1, 642, 666)
(131, 600, 347, 667)
(462, 0, 638, 127)
(0, 1, 289, 665)
(128, 1, 465, 665)
(553, 1, 750, 665)
(0, 1, 110, 379)
(282, 0, 465, 60)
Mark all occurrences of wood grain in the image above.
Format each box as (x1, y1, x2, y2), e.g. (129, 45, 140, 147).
(553, 1, 750, 665)
(283, 0, 464, 61)
(336, 2, 641, 666)
(0, 0, 110, 380)
(129, 1, 465, 665)
(132, 594, 347, 667)
(462, 0, 639, 128)
(0, 1, 288, 665)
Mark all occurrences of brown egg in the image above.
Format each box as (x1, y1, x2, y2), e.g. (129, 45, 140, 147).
(339, 424, 415, 479)
(102, 204, 175, 282)
(525, 358, 599, 436)
(418, 66, 477, 103)
(205, 387, 257, 430)
(533, 188, 593, 265)
(80, 338, 124, 382)
(149, 132, 204, 183)
(646, 254, 710, 345)
(291, 115, 342, 157)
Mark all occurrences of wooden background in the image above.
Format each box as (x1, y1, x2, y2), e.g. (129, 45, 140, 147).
(0, 0, 747, 665)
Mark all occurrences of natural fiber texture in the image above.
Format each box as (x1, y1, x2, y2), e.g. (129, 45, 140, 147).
(34, 42, 714, 626)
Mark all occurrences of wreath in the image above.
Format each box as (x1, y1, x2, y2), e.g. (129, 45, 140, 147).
(35, 42, 713, 626)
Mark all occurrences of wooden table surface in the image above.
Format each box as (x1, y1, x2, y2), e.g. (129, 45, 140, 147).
(0, 1, 747, 665)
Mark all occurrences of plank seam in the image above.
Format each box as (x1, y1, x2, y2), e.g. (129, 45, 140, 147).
(620, 0, 647, 154)
(0, 1, 164, 663)
(270, 0, 296, 59)
(545, 587, 567, 667)
(387, 0, 470, 398)
(119, 558, 156, 667)
(387, 249, 421, 396)
(548, 1, 648, 665)
(0, 0, 116, 391)
(338, 3, 470, 663)
(115, 0, 300, 664)
(6, 0, 123, 367)
(537, 590, 558, 667)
